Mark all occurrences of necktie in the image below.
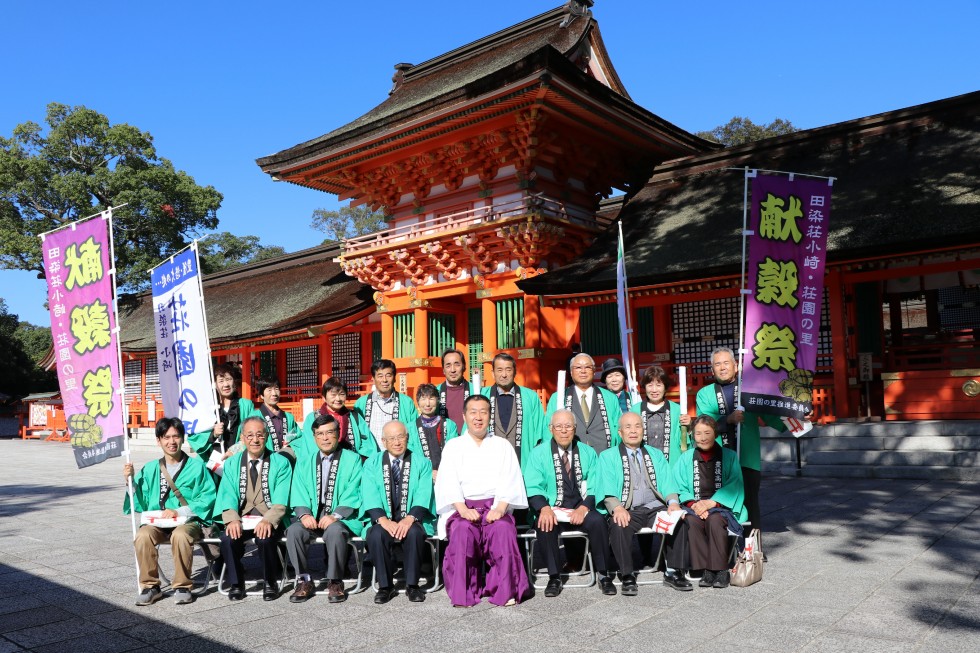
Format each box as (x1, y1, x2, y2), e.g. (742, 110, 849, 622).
(580, 392, 590, 422)
(249, 459, 259, 487)
(391, 459, 402, 520)
(630, 451, 643, 489)
(561, 450, 571, 477)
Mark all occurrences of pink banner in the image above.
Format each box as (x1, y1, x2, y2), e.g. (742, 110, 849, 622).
(742, 174, 833, 420)
(42, 215, 125, 467)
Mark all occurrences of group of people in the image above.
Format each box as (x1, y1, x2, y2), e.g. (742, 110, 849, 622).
(124, 346, 779, 607)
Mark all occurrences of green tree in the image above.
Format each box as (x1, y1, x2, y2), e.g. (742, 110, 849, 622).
(696, 117, 798, 147)
(197, 232, 287, 274)
(0, 299, 55, 396)
(0, 103, 223, 291)
(14, 320, 53, 364)
(311, 205, 386, 242)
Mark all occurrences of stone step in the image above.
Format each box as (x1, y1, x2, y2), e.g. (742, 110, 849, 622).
(796, 434, 980, 452)
(801, 464, 980, 481)
(811, 420, 980, 438)
(805, 449, 977, 467)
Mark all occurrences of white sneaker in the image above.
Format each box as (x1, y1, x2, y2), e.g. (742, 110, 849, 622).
(173, 589, 195, 605)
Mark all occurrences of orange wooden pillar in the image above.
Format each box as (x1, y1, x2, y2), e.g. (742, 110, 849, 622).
(317, 334, 331, 389)
(827, 269, 850, 419)
(381, 312, 394, 360)
(522, 293, 543, 390)
(481, 297, 497, 384)
(241, 345, 253, 400)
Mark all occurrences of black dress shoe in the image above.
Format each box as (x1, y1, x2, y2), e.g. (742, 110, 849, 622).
(699, 570, 715, 588)
(621, 575, 638, 597)
(544, 578, 563, 598)
(263, 583, 279, 601)
(374, 587, 397, 604)
(228, 586, 246, 601)
(599, 576, 617, 596)
(664, 573, 693, 592)
(407, 585, 426, 603)
(712, 571, 730, 589)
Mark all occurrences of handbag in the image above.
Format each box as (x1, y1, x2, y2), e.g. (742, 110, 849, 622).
(730, 528, 763, 587)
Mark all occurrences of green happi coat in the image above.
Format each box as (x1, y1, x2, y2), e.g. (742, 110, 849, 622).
(124, 454, 216, 525)
(352, 391, 420, 458)
(523, 438, 601, 515)
(629, 400, 689, 466)
(360, 450, 435, 537)
(544, 386, 623, 450)
(212, 450, 293, 526)
(596, 444, 676, 509)
(289, 447, 364, 536)
(255, 407, 298, 454)
(695, 384, 785, 471)
(476, 385, 545, 469)
(187, 397, 258, 460)
(672, 445, 747, 523)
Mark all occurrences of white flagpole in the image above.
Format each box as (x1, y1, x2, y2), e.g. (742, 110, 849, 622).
(190, 241, 224, 456)
(616, 221, 639, 398)
(678, 365, 689, 452)
(736, 168, 757, 460)
(106, 207, 141, 592)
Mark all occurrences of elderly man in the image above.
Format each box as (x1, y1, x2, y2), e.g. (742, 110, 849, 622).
(353, 359, 420, 458)
(435, 395, 530, 607)
(597, 412, 683, 595)
(438, 348, 478, 433)
(286, 414, 363, 604)
(545, 353, 623, 453)
(524, 409, 615, 597)
(124, 417, 216, 606)
(214, 417, 292, 601)
(481, 352, 544, 468)
(362, 420, 435, 604)
(696, 346, 786, 534)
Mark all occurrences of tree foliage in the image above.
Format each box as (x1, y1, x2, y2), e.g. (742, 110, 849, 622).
(0, 103, 223, 291)
(311, 205, 387, 243)
(0, 299, 56, 396)
(695, 117, 798, 147)
(197, 232, 287, 274)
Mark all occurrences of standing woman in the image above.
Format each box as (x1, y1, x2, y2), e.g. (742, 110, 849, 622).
(187, 363, 257, 462)
(672, 415, 746, 589)
(630, 366, 691, 466)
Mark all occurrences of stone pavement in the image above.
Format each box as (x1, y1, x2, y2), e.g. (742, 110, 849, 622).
(1, 438, 978, 653)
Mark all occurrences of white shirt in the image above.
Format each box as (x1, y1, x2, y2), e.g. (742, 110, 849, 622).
(575, 386, 593, 414)
(434, 432, 527, 537)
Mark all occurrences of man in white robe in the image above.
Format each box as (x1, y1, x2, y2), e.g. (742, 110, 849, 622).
(435, 395, 530, 606)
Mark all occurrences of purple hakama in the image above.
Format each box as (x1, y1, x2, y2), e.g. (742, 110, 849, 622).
(443, 498, 530, 606)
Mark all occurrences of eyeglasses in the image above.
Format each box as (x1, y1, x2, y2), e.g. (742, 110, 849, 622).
(571, 365, 595, 371)
(551, 424, 575, 431)
(383, 434, 409, 442)
(243, 433, 267, 441)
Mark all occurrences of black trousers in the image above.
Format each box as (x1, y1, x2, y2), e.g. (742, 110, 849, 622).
(684, 511, 731, 572)
(535, 510, 609, 576)
(220, 525, 284, 588)
(366, 521, 426, 588)
(742, 466, 762, 531)
(608, 506, 675, 576)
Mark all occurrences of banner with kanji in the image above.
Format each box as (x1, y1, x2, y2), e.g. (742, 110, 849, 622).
(742, 173, 833, 419)
(41, 215, 125, 468)
(151, 245, 216, 437)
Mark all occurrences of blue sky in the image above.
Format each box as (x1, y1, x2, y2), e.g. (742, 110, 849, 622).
(3, 0, 979, 326)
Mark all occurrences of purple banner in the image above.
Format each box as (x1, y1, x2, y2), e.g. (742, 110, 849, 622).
(742, 174, 833, 419)
(42, 215, 125, 468)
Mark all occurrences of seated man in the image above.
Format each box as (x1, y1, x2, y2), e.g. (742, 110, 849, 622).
(435, 395, 530, 607)
(597, 412, 683, 596)
(255, 376, 299, 463)
(361, 420, 435, 604)
(524, 410, 614, 597)
(213, 417, 292, 601)
(124, 417, 216, 606)
(286, 414, 363, 604)
(672, 415, 746, 589)
(414, 383, 459, 480)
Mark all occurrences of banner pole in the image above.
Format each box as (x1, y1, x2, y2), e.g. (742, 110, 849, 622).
(38, 203, 129, 239)
(191, 241, 223, 454)
(618, 222, 640, 398)
(735, 168, 756, 460)
(106, 208, 141, 592)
